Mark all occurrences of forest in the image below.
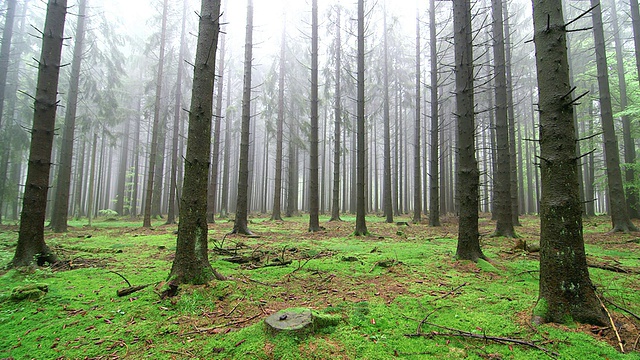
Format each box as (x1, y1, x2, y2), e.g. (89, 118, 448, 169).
(0, 0, 639, 358)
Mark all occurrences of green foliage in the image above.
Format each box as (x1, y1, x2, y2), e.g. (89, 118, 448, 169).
(0, 215, 637, 359)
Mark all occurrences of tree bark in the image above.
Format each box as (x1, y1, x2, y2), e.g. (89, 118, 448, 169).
(330, 6, 342, 222)
(207, 23, 225, 223)
(168, 0, 221, 285)
(590, 0, 637, 232)
(11, 0, 67, 267)
(531, 0, 607, 326)
(428, 0, 440, 227)
(143, 0, 169, 228)
(354, 0, 368, 236)
(232, 0, 254, 235)
(271, 27, 286, 221)
(50, 0, 87, 232)
(453, 0, 483, 261)
(0, 0, 16, 131)
(308, 0, 320, 232)
(167, 1, 188, 225)
(413, 10, 422, 224)
(219, 72, 232, 218)
(491, 0, 514, 237)
(382, 4, 393, 224)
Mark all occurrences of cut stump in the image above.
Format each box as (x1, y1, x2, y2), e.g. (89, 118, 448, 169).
(264, 308, 340, 336)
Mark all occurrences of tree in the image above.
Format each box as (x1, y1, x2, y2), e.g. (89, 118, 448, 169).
(271, 26, 286, 221)
(11, 0, 67, 267)
(453, 0, 483, 261)
(308, 0, 320, 232)
(589, 0, 637, 232)
(428, 0, 440, 227)
(50, 0, 88, 233)
(168, 0, 221, 285)
(167, 1, 188, 225)
(382, 3, 392, 224)
(412, 10, 422, 225)
(491, 0, 515, 237)
(0, 0, 17, 131)
(232, 0, 254, 235)
(531, 0, 606, 326)
(354, 0, 368, 236)
(143, 0, 169, 228)
(330, 4, 343, 222)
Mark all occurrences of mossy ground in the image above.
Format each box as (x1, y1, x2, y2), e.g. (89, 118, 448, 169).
(0, 214, 639, 359)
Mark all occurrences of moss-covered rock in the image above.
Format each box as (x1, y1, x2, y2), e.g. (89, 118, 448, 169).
(11, 283, 49, 301)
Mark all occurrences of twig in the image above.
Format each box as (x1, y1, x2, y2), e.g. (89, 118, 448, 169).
(431, 282, 467, 302)
(109, 270, 131, 287)
(416, 309, 439, 335)
(224, 302, 241, 317)
(163, 349, 194, 357)
(603, 297, 640, 322)
(407, 321, 560, 358)
(596, 294, 624, 353)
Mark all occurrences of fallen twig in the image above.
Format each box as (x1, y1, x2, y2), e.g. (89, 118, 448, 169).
(407, 320, 560, 358)
(117, 284, 150, 297)
(603, 297, 640, 322)
(597, 294, 625, 353)
(431, 282, 467, 302)
(109, 270, 131, 287)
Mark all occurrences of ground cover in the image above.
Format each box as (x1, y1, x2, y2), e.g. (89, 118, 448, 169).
(0, 214, 638, 359)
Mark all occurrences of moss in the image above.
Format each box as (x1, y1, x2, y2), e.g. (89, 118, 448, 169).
(476, 258, 498, 272)
(10, 283, 48, 301)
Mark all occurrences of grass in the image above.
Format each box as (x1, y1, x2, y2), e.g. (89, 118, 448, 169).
(0, 214, 638, 359)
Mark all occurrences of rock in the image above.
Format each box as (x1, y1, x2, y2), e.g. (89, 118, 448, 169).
(264, 308, 341, 336)
(11, 283, 48, 301)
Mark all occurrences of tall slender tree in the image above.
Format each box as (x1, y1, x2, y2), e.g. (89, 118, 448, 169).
(453, 0, 484, 261)
(232, 0, 254, 235)
(168, 0, 221, 285)
(491, 0, 515, 237)
(382, 3, 393, 224)
(0, 0, 17, 131)
(428, 0, 440, 227)
(143, 0, 169, 228)
(167, 1, 188, 225)
(531, 0, 606, 325)
(412, 10, 422, 224)
(308, 0, 321, 232)
(354, 0, 368, 236)
(271, 26, 286, 221)
(590, 0, 637, 232)
(330, 5, 342, 222)
(50, 0, 88, 233)
(11, 0, 68, 267)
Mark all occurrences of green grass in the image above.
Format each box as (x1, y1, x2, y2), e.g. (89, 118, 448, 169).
(0, 214, 639, 359)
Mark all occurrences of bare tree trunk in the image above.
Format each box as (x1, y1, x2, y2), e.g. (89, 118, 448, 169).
(611, 0, 638, 219)
(11, 0, 66, 267)
(413, 10, 422, 224)
(232, 0, 254, 235)
(219, 72, 232, 218)
(151, 120, 166, 218)
(330, 6, 342, 222)
(428, 0, 440, 226)
(50, 0, 87, 232)
(491, 0, 514, 237)
(207, 25, 225, 223)
(382, 4, 393, 224)
(453, 0, 483, 261)
(87, 133, 98, 226)
(143, 0, 169, 228)
(272, 27, 286, 221)
(531, 0, 607, 326)
(354, 0, 368, 235)
(130, 99, 142, 218)
(115, 119, 130, 216)
(0, 0, 16, 131)
(590, 0, 637, 232)
(169, 0, 221, 285)
(167, 1, 188, 225)
(308, 0, 320, 232)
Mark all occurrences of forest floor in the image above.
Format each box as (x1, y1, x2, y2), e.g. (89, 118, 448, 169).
(0, 213, 639, 359)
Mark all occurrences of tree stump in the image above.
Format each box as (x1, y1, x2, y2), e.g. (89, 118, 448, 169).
(264, 308, 341, 336)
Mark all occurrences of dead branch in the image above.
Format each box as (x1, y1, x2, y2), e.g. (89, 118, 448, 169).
(431, 282, 467, 302)
(117, 284, 150, 297)
(109, 270, 131, 287)
(406, 320, 560, 358)
(596, 294, 624, 353)
(603, 297, 640, 322)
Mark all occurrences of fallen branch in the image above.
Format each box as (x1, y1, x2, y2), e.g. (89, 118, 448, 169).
(431, 282, 467, 302)
(587, 261, 635, 274)
(603, 297, 640, 322)
(117, 284, 150, 297)
(109, 270, 131, 287)
(406, 320, 559, 358)
(596, 294, 624, 353)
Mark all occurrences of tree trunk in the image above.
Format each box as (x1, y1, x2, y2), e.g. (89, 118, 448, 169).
(453, 0, 483, 261)
(11, 0, 67, 267)
(168, 0, 221, 285)
(219, 72, 232, 218)
(531, 0, 607, 326)
(232, 0, 254, 235)
(491, 0, 514, 237)
(413, 10, 422, 224)
(207, 23, 225, 223)
(115, 119, 130, 216)
(271, 27, 286, 221)
(428, 0, 440, 226)
(308, 0, 320, 232)
(0, 0, 16, 130)
(167, 1, 188, 225)
(143, 0, 169, 228)
(330, 7, 342, 222)
(354, 0, 368, 236)
(49, 0, 86, 232)
(151, 120, 166, 218)
(87, 133, 98, 226)
(590, 0, 637, 232)
(130, 99, 142, 218)
(611, 0, 638, 219)
(286, 109, 298, 217)
(382, 4, 393, 224)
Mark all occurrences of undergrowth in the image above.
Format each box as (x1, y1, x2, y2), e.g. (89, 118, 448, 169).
(0, 214, 638, 359)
